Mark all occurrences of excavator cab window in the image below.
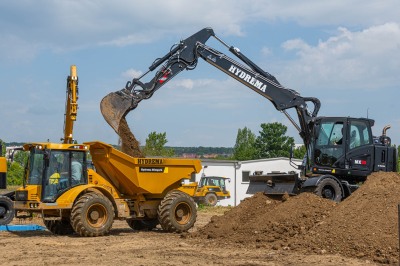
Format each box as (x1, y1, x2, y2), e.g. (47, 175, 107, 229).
(314, 120, 344, 167)
(348, 120, 372, 150)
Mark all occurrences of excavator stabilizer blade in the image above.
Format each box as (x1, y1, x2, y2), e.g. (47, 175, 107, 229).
(100, 90, 136, 134)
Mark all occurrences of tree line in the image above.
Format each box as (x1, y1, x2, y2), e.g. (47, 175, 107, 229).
(3, 122, 399, 186)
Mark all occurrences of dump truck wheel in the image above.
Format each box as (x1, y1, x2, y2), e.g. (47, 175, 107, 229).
(314, 178, 342, 202)
(0, 196, 14, 225)
(71, 192, 114, 237)
(204, 193, 218, 206)
(158, 190, 197, 233)
(127, 219, 158, 231)
(44, 218, 75, 235)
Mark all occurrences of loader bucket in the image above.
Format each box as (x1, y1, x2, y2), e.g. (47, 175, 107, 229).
(100, 90, 136, 134)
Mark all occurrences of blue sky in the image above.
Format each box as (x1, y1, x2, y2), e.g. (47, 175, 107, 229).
(1, 1, 399, 147)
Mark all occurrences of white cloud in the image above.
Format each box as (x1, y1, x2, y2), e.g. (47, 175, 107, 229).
(1, 0, 399, 63)
(279, 23, 400, 90)
(121, 69, 143, 79)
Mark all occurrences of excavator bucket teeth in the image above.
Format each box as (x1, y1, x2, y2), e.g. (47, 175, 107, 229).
(100, 90, 136, 134)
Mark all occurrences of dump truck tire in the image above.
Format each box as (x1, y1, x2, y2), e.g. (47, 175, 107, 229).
(71, 192, 114, 237)
(204, 193, 218, 206)
(158, 190, 197, 233)
(44, 218, 75, 235)
(0, 196, 14, 225)
(314, 178, 342, 202)
(127, 219, 158, 231)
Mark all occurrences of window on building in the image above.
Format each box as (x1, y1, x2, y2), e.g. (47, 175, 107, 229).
(242, 171, 250, 182)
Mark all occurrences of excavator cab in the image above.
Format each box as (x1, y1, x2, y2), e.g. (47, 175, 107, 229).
(312, 117, 397, 178)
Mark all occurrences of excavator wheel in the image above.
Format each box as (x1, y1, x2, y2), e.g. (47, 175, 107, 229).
(158, 190, 197, 233)
(0, 195, 14, 225)
(71, 192, 114, 237)
(44, 218, 75, 235)
(126, 219, 159, 231)
(204, 193, 218, 206)
(313, 178, 342, 202)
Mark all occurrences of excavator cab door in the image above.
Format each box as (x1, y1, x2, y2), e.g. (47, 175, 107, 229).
(312, 117, 375, 178)
(313, 118, 346, 169)
(344, 118, 375, 176)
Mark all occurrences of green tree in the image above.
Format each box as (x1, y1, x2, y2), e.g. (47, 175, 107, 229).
(293, 145, 307, 159)
(142, 131, 174, 157)
(233, 127, 257, 160)
(6, 161, 24, 185)
(397, 145, 400, 172)
(254, 122, 294, 159)
(0, 139, 5, 156)
(6, 150, 28, 186)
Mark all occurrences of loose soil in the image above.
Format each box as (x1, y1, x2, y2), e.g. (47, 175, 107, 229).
(117, 117, 143, 158)
(194, 172, 400, 265)
(1, 207, 376, 266)
(4, 171, 398, 265)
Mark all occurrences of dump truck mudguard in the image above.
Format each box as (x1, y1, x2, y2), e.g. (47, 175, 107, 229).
(59, 185, 121, 218)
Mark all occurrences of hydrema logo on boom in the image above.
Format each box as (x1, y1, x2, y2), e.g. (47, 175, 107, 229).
(228, 65, 267, 92)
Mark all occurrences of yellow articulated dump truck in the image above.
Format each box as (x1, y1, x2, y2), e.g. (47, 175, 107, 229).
(0, 141, 202, 236)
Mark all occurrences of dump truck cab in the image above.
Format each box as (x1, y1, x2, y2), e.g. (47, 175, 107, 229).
(17, 142, 88, 204)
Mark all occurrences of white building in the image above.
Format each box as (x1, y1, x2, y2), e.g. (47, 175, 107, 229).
(195, 158, 302, 206)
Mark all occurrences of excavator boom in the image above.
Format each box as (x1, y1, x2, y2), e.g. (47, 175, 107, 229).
(100, 28, 320, 149)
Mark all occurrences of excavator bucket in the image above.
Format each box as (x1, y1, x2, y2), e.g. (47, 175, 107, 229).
(100, 89, 136, 134)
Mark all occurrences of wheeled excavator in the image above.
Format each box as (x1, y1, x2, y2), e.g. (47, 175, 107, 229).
(101, 27, 397, 202)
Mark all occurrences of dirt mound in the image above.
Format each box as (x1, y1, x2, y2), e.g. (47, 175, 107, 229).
(195, 172, 400, 264)
(117, 117, 143, 158)
(195, 192, 336, 248)
(294, 172, 400, 264)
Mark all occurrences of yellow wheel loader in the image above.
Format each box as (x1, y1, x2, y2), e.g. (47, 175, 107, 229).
(193, 175, 230, 206)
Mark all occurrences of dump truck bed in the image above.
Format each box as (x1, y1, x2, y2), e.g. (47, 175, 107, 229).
(85, 141, 202, 196)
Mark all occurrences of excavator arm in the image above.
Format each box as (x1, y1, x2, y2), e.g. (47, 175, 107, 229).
(101, 28, 320, 148)
(63, 65, 79, 144)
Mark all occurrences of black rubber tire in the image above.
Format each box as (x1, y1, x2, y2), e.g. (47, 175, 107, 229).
(126, 219, 159, 231)
(0, 196, 14, 225)
(158, 190, 197, 233)
(314, 178, 342, 202)
(44, 218, 75, 235)
(71, 192, 114, 237)
(204, 193, 218, 206)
